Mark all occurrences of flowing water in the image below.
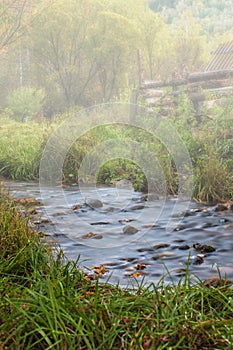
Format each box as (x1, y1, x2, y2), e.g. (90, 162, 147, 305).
(5, 180, 233, 287)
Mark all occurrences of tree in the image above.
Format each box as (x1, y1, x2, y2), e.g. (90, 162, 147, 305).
(6, 86, 45, 121)
(29, 0, 140, 109)
(0, 0, 34, 51)
(138, 9, 170, 80)
(170, 12, 209, 76)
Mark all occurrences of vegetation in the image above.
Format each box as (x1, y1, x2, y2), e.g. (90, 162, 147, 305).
(149, 0, 233, 35)
(0, 2, 233, 348)
(0, 91, 233, 204)
(0, 191, 233, 349)
(0, 0, 232, 114)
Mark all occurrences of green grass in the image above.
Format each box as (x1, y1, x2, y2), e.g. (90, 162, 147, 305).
(0, 116, 51, 180)
(0, 109, 233, 202)
(0, 190, 233, 349)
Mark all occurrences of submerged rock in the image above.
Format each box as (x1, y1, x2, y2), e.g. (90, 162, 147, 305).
(123, 225, 139, 235)
(85, 198, 103, 209)
(153, 243, 170, 250)
(191, 255, 204, 265)
(193, 243, 216, 253)
(129, 204, 147, 211)
(214, 201, 233, 212)
(178, 244, 190, 250)
(81, 232, 103, 239)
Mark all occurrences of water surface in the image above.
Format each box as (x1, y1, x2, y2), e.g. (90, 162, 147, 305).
(5, 180, 233, 287)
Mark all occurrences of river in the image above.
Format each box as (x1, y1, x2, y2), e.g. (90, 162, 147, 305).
(4, 180, 233, 287)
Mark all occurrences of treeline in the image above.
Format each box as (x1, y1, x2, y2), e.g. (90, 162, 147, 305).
(149, 0, 233, 35)
(1, 0, 229, 118)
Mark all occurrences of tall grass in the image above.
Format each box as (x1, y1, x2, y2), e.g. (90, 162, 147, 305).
(193, 152, 233, 204)
(0, 116, 50, 180)
(0, 110, 233, 203)
(0, 190, 233, 349)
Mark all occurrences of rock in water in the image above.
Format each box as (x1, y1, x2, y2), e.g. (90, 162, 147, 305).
(85, 198, 103, 209)
(123, 225, 139, 235)
(193, 243, 216, 253)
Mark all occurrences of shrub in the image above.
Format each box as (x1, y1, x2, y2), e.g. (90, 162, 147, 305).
(6, 87, 45, 122)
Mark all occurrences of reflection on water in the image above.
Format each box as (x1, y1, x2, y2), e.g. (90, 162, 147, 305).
(5, 180, 233, 287)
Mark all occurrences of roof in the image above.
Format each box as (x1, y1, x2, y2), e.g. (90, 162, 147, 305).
(205, 41, 233, 72)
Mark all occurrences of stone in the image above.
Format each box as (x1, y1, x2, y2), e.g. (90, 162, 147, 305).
(153, 243, 170, 250)
(137, 247, 154, 253)
(81, 232, 103, 239)
(119, 218, 134, 223)
(193, 243, 216, 253)
(140, 193, 159, 201)
(173, 268, 186, 274)
(191, 255, 204, 265)
(123, 225, 139, 235)
(214, 203, 228, 212)
(85, 198, 103, 209)
(129, 204, 147, 211)
(178, 244, 190, 250)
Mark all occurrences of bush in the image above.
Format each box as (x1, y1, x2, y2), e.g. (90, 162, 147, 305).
(6, 87, 45, 122)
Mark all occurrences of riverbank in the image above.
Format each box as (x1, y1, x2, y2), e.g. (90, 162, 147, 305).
(1, 190, 233, 349)
(0, 110, 232, 204)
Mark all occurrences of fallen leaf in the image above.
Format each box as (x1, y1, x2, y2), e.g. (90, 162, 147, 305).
(131, 271, 147, 278)
(81, 232, 103, 239)
(136, 263, 147, 270)
(91, 264, 109, 275)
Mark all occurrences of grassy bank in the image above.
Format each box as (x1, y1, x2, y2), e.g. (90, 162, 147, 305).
(0, 96, 233, 204)
(0, 191, 233, 349)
